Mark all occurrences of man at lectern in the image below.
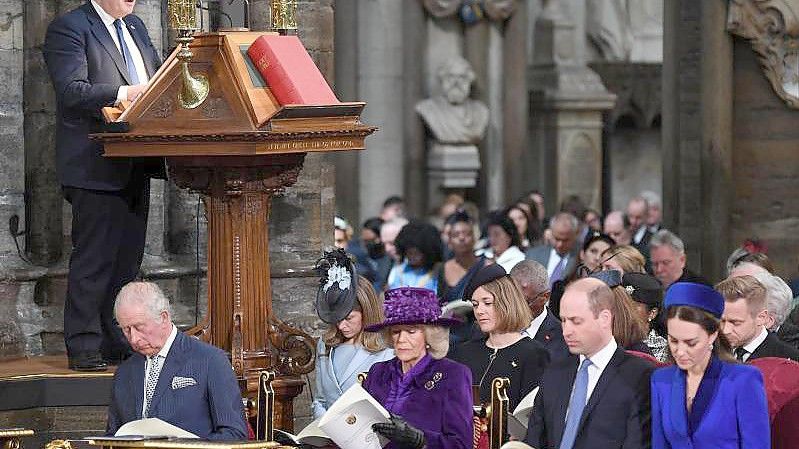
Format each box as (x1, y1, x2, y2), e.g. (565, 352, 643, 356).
(43, 0, 165, 371)
(107, 282, 248, 440)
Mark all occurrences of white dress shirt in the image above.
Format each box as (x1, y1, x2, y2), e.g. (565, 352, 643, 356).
(141, 325, 178, 416)
(740, 327, 768, 362)
(90, 0, 149, 102)
(633, 226, 647, 245)
(579, 338, 618, 401)
(523, 308, 548, 340)
(546, 249, 567, 278)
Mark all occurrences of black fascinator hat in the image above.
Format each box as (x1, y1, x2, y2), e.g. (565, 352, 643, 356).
(314, 248, 358, 324)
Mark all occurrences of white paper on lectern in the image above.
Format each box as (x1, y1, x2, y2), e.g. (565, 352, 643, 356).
(115, 418, 199, 439)
(318, 383, 390, 449)
(508, 387, 539, 440)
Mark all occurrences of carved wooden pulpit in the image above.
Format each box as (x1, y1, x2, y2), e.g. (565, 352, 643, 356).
(93, 30, 376, 431)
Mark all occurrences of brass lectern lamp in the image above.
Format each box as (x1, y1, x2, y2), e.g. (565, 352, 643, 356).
(95, 0, 377, 438)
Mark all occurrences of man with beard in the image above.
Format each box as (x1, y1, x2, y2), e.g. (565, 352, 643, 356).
(510, 260, 569, 361)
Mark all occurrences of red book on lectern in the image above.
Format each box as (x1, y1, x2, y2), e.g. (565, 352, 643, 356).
(247, 35, 339, 105)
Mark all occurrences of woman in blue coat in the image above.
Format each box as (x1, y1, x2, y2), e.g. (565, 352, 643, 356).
(651, 282, 770, 449)
(311, 250, 394, 418)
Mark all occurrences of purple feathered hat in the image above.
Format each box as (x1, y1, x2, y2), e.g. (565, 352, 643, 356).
(364, 287, 461, 332)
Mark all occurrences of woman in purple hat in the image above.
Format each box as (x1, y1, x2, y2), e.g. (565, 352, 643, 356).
(651, 282, 769, 449)
(363, 287, 474, 449)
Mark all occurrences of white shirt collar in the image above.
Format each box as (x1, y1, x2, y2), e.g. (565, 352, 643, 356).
(91, 0, 118, 27)
(742, 327, 768, 355)
(633, 226, 647, 244)
(523, 308, 548, 339)
(157, 325, 178, 359)
(580, 337, 617, 373)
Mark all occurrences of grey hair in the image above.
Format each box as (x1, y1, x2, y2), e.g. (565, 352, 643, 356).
(726, 247, 751, 276)
(627, 196, 649, 211)
(753, 272, 793, 328)
(382, 324, 450, 360)
(639, 190, 661, 208)
(649, 229, 685, 254)
(510, 260, 549, 294)
(550, 212, 579, 233)
(114, 281, 172, 322)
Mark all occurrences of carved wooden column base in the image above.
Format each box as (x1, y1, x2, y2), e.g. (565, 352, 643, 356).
(167, 154, 315, 430)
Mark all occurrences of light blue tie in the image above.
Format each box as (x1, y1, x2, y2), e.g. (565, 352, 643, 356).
(550, 256, 567, 287)
(113, 19, 140, 84)
(560, 358, 592, 449)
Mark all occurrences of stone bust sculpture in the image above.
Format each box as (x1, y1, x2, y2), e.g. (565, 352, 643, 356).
(415, 56, 489, 144)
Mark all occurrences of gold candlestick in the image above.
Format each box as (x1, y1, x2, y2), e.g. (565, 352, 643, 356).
(168, 0, 209, 109)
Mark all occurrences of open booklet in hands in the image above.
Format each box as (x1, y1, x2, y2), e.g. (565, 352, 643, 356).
(277, 383, 390, 449)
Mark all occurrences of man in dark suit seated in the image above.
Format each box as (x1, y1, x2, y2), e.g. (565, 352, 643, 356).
(649, 229, 709, 289)
(525, 212, 579, 287)
(510, 260, 569, 362)
(106, 282, 248, 440)
(524, 277, 654, 449)
(717, 275, 799, 362)
(43, 0, 164, 371)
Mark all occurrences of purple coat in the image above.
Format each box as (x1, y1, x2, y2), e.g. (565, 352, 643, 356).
(364, 356, 473, 449)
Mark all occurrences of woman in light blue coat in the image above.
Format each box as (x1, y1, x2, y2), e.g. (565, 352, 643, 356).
(312, 250, 393, 418)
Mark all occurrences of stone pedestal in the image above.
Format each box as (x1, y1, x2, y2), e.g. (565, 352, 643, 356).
(427, 142, 481, 207)
(528, 2, 615, 212)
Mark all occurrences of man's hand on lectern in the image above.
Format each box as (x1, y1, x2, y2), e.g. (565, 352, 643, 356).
(127, 83, 148, 101)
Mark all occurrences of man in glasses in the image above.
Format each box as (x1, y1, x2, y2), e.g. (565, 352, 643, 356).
(511, 261, 569, 361)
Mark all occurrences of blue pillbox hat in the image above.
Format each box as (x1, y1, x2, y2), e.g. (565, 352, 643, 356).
(664, 282, 725, 319)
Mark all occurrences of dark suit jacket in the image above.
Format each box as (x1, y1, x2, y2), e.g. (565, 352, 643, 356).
(525, 347, 654, 449)
(749, 331, 799, 362)
(107, 332, 248, 441)
(44, 2, 163, 190)
(525, 245, 578, 279)
(533, 309, 570, 362)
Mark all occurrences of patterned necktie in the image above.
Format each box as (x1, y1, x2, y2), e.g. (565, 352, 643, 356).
(113, 19, 140, 84)
(735, 347, 748, 362)
(550, 255, 567, 288)
(143, 355, 163, 418)
(560, 358, 592, 449)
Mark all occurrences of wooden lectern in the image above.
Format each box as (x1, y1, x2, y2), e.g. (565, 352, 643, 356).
(93, 31, 376, 431)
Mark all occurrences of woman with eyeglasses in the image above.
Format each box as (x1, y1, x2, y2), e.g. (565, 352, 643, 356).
(601, 244, 646, 275)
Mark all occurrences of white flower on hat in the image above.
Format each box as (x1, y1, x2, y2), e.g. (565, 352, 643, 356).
(625, 285, 636, 295)
(324, 265, 351, 292)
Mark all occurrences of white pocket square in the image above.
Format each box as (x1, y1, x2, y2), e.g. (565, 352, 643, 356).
(171, 376, 197, 389)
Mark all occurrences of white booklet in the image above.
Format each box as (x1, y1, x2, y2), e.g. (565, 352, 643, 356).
(114, 418, 199, 439)
(318, 383, 390, 449)
(507, 387, 539, 440)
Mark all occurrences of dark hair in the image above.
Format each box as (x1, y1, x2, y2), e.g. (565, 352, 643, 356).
(382, 196, 404, 208)
(560, 195, 587, 222)
(486, 210, 522, 248)
(666, 305, 735, 362)
(444, 209, 473, 226)
(394, 221, 443, 270)
(582, 231, 615, 252)
(505, 205, 537, 246)
(362, 217, 384, 236)
(515, 197, 543, 241)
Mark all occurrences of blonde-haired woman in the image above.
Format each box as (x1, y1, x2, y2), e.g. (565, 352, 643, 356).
(450, 264, 550, 410)
(601, 244, 646, 274)
(312, 250, 394, 418)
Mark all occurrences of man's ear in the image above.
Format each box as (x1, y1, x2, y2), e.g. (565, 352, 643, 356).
(598, 309, 612, 328)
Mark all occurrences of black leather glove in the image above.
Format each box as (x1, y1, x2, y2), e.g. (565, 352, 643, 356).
(372, 413, 426, 449)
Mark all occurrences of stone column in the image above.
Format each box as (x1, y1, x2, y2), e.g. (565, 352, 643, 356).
(24, 0, 60, 266)
(0, 0, 28, 271)
(355, 0, 405, 220)
(662, 0, 733, 281)
(528, 0, 615, 213)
